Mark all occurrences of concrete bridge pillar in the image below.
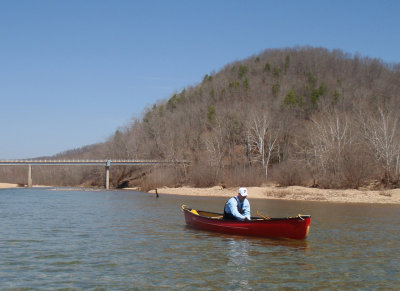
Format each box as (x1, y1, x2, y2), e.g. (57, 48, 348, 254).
(28, 164, 32, 188)
(105, 160, 111, 190)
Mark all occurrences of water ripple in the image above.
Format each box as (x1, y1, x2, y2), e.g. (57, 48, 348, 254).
(0, 188, 399, 289)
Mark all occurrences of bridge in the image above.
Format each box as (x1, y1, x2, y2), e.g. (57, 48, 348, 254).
(0, 159, 188, 189)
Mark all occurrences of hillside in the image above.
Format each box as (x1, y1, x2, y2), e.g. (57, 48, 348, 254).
(2, 47, 400, 190)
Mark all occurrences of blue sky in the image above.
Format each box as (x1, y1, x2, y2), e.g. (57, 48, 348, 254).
(1, 0, 399, 159)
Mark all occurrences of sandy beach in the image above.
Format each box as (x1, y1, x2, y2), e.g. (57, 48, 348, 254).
(2, 182, 399, 204)
(0, 183, 50, 189)
(0, 183, 20, 189)
(146, 185, 400, 204)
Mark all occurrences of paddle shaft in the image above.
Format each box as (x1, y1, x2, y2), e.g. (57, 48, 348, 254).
(256, 211, 270, 220)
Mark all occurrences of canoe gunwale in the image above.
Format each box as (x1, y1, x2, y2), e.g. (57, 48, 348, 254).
(181, 205, 310, 222)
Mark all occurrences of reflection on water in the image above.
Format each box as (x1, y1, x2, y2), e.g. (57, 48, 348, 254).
(227, 238, 250, 288)
(0, 188, 399, 289)
(186, 226, 310, 252)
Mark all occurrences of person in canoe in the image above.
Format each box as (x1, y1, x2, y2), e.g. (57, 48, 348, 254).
(223, 187, 251, 221)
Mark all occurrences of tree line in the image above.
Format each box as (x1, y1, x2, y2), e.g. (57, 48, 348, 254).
(1, 47, 400, 190)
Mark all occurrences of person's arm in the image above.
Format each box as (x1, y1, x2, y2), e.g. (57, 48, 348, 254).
(243, 199, 251, 220)
(226, 198, 246, 220)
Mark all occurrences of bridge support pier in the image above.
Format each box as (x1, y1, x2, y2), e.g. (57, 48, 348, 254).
(28, 164, 32, 188)
(105, 160, 111, 190)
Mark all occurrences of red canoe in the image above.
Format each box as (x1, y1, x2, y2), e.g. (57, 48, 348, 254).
(182, 205, 311, 240)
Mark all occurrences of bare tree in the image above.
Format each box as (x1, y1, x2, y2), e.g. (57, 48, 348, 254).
(359, 107, 400, 183)
(306, 109, 354, 186)
(247, 112, 280, 179)
(203, 120, 226, 178)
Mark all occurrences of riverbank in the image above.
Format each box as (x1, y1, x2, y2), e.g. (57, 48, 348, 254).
(0, 183, 50, 189)
(2, 182, 399, 204)
(0, 183, 20, 188)
(144, 185, 400, 204)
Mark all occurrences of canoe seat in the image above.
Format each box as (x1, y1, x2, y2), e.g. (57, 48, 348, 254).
(190, 209, 199, 215)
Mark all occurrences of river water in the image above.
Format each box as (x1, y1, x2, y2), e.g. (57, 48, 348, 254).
(0, 188, 399, 290)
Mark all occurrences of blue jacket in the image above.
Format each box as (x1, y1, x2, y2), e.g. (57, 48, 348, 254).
(224, 196, 250, 220)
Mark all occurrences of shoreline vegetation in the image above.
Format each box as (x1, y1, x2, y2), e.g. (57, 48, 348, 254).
(2, 183, 399, 205)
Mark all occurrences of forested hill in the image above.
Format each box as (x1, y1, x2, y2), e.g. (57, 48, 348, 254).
(9, 47, 400, 190)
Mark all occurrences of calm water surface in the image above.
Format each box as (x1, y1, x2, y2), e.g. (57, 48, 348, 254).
(0, 188, 399, 290)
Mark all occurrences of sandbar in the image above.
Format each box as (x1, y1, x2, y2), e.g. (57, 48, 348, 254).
(0, 183, 19, 189)
(144, 185, 400, 204)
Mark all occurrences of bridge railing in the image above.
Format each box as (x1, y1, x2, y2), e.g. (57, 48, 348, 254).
(0, 159, 187, 165)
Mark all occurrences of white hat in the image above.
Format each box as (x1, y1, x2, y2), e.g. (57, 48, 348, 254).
(238, 187, 248, 197)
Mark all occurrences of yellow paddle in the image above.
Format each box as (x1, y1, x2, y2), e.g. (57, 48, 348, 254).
(256, 211, 270, 220)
